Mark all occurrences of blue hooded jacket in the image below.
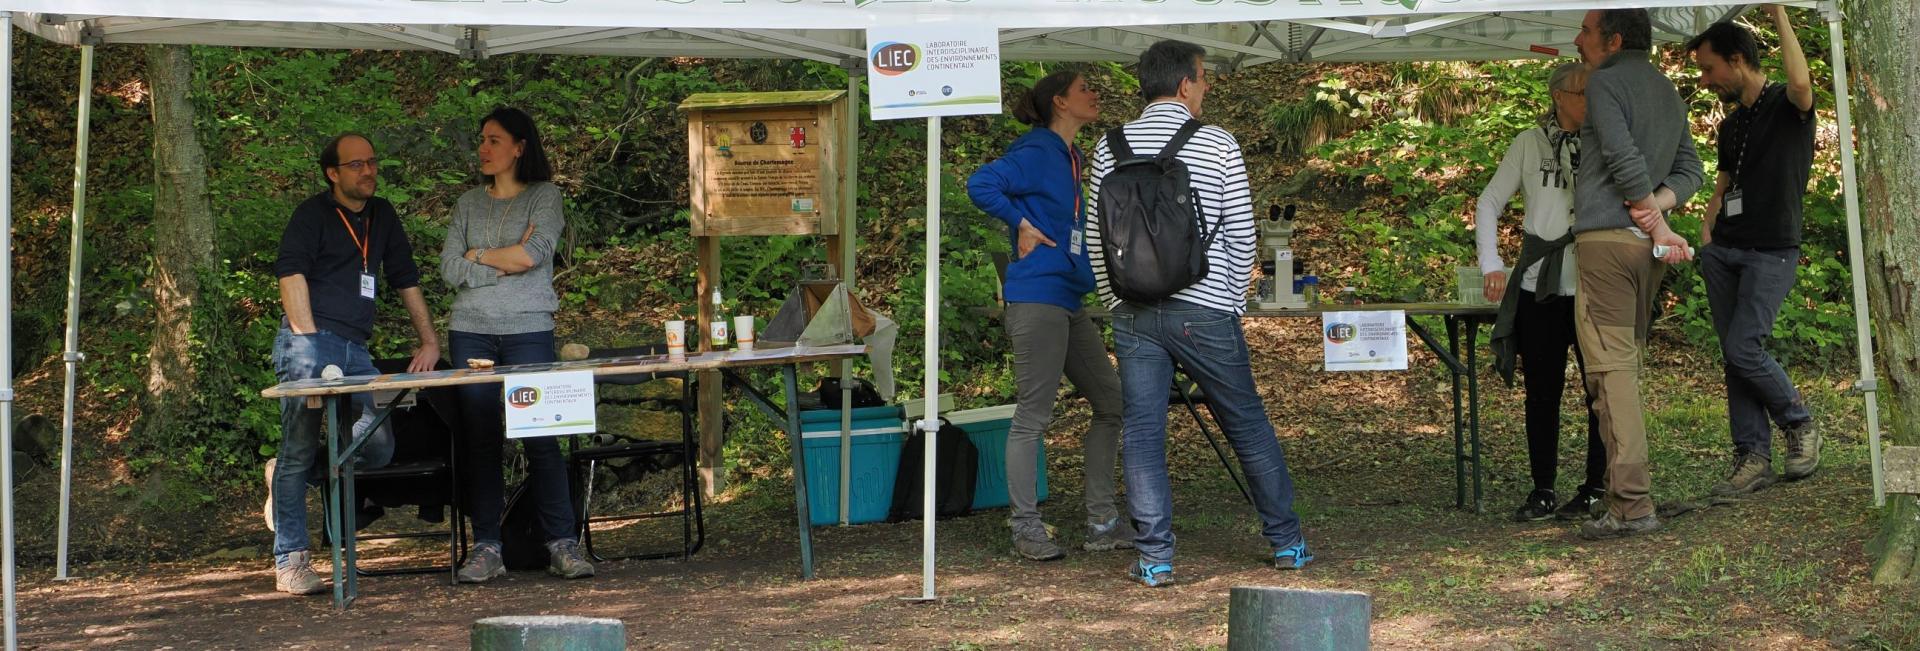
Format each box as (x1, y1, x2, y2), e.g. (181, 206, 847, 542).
(966, 127, 1094, 311)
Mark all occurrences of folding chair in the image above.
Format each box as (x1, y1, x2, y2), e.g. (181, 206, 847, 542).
(322, 357, 465, 582)
(568, 344, 705, 562)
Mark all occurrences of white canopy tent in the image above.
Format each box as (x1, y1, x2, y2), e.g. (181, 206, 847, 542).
(0, 0, 1879, 648)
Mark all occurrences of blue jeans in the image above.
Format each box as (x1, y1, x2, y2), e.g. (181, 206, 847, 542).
(449, 329, 577, 545)
(1699, 244, 1812, 459)
(1112, 300, 1303, 564)
(272, 326, 394, 558)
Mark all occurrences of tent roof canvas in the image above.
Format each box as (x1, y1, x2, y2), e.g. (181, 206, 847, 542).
(15, 2, 1809, 66)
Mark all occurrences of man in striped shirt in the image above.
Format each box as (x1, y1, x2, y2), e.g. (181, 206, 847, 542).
(1086, 40, 1310, 588)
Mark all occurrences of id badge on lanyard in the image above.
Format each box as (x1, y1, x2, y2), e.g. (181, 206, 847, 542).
(337, 208, 376, 300)
(1725, 187, 1745, 219)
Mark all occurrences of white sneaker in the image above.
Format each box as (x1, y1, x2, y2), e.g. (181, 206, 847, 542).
(274, 550, 326, 595)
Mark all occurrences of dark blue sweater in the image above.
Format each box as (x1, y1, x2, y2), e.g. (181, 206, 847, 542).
(966, 127, 1094, 311)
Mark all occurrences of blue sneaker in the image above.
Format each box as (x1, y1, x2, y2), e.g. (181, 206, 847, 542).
(1273, 541, 1314, 570)
(1128, 559, 1174, 587)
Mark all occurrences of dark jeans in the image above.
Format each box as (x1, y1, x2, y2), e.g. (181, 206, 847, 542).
(449, 329, 576, 545)
(1514, 290, 1606, 495)
(1699, 244, 1811, 460)
(1112, 300, 1303, 565)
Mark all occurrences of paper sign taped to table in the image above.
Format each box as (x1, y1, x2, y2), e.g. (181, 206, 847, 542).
(1322, 310, 1409, 372)
(503, 370, 597, 438)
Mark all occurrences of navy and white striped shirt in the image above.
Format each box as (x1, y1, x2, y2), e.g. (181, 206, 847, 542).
(1087, 101, 1257, 315)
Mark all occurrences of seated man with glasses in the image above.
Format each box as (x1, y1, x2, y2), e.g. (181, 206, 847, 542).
(265, 132, 441, 595)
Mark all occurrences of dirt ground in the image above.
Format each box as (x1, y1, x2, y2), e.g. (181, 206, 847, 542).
(17, 319, 1919, 650)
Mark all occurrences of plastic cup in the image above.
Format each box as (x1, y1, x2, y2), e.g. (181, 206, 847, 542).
(734, 315, 756, 351)
(665, 320, 686, 359)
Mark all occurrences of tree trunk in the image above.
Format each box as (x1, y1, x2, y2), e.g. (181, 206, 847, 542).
(1847, 0, 1920, 586)
(142, 44, 216, 437)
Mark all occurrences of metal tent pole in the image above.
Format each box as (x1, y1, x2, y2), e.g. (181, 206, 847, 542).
(917, 115, 941, 602)
(1823, 3, 1886, 505)
(2, 13, 22, 649)
(57, 44, 96, 581)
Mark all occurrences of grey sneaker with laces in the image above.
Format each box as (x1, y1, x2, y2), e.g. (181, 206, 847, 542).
(1577, 512, 1662, 540)
(1710, 452, 1776, 497)
(547, 538, 596, 579)
(1083, 517, 1137, 552)
(1012, 524, 1065, 561)
(1783, 419, 1821, 480)
(274, 550, 325, 596)
(457, 542, 507, 584)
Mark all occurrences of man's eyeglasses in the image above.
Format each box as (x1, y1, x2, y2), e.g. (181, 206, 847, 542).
(334, 158, 380, 173)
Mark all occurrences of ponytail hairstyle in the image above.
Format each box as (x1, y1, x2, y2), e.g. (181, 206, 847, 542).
(1011, 70, 1084, 127)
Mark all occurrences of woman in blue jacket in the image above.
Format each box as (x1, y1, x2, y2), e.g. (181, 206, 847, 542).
(967, 70, 1130, 561)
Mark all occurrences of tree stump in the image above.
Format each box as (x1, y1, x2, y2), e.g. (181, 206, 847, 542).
(471, 616, 625, 651)
(1227, 586, 1370, 651)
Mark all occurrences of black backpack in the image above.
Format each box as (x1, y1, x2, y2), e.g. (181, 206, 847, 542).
(887, 418, 978, 522)
(1098, 119, 1217, 302)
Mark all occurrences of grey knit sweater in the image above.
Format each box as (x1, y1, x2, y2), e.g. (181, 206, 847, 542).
(439, 181, 564, 335)
(1574, 49, 1706, 234)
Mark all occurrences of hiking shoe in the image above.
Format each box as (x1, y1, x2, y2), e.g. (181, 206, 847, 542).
(457, 542, 507, 584)
(274, 550, 326, 596)
(546, 538, 596, 579)
(263, 459, 278, 533)
(1273, 541, 1314, 570)
(1577, 512, 1662, 540)
(1084, 517, 1138, 552)
(1012, 525, 1066, 561)
(1783, 419, 1821, 480)
(1710, 453, 1776, 497)
(1554, 488, 1604, 521)
(1512, 489, 1557, 522)
(1128, 559, 1175, 587)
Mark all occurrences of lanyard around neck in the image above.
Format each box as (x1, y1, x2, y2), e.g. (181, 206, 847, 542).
(334, 207, 370, 272)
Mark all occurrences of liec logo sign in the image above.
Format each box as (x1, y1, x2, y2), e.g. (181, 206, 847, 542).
(870, 41, 920, 77)
(507, 385, 541, 409)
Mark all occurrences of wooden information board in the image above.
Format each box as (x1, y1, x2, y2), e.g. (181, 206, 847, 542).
(683, 91, 847, 236)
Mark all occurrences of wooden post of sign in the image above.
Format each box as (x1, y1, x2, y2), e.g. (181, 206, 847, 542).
(679, 90, 849, 501)
(696, 236, 724, 498)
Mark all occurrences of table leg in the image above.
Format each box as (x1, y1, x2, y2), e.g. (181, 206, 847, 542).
(1465, 317, 1484, 514)
(324, 397, 347, 610)
(782, 364, 815, 579)
(1447, 318, 1465, 509)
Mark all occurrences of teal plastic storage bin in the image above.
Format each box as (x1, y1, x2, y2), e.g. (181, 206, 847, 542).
(801, 406, 906, 526)
(945, 405, 1046, 510)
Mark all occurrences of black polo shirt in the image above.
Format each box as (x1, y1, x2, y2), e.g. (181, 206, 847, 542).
(273, 191, 421, 344)
(1711, 83, 1817, 249)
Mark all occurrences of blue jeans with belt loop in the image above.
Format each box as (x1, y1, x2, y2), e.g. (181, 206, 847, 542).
(449, 329, 578, 545)
(1111, 300, 1304, 565)
(271, 326, 394, 559)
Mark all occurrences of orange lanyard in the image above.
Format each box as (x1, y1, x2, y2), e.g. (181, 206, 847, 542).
(334, 207, 370, 272)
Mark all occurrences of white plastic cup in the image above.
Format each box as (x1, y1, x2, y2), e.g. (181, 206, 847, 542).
(734, 315, 756, 351)
(665, 320, 687, 359)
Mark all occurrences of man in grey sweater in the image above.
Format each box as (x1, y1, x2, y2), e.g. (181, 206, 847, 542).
(1570, 8, 1705, 540)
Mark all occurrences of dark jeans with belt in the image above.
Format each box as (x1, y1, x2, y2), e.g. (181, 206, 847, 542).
(1514, 289, 1605, 495)
(449, 329, 577, 545)
(1699, 243, 1812, 460)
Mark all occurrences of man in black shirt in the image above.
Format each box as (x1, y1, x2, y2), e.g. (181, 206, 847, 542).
(265, 133, 440, 595)
(1682, 5, 1819, 497)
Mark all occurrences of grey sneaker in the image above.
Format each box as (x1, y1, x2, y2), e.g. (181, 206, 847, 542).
(547, 538, 595, 579)
(263, 459, 277, 534)
(1084, 517, 1137, 552)
(1710, 453, 1776, 496)
(1011, 524, 1065, 561)
(1783, 420, 1821, 480)
(274, 550, 326, 596)
(457, 542, 507, 584)
(1577, 512, 1662, 540)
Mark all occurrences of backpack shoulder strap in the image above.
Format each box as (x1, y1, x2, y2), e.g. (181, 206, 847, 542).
(1106, 126, 1134, 161)
(1156, 119, 1204, 162)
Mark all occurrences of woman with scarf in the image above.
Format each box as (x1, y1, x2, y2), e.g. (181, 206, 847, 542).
(1477, 62, 1607, 522)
